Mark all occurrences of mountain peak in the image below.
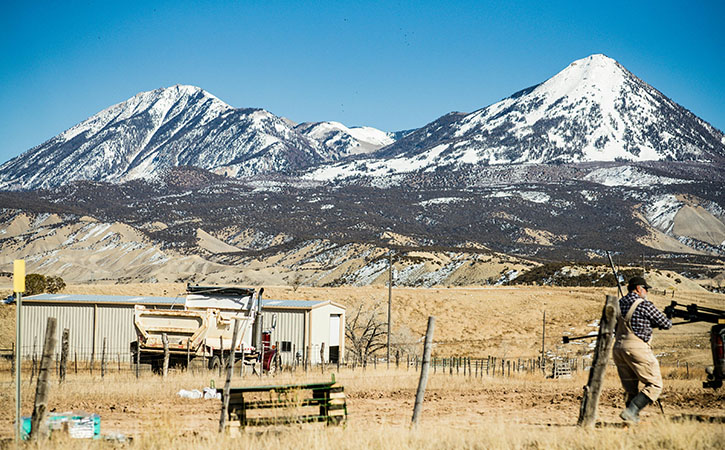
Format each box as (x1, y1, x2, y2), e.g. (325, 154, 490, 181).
(329, 55, 724, 179)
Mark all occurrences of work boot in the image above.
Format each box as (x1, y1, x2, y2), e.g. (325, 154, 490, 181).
(620, 392, 652, 423)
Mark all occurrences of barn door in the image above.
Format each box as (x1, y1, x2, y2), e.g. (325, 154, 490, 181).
(329, 314, 341, 363)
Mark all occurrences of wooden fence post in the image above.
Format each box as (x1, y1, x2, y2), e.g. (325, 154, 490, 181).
(411, 316, 435, 426)
(306, 345, 311, 373)
(31, 336, 37, 382)
(321, 343, 325, 374)
(59, 329, 69, 384)
(30, 317, 57, 440)
(577, 295, 619, 427)
(275, 342, 281, 374)
(220, 319, 241, 433)
(101, 338, 106, 378)
(162, 333, 169, 378)
(135, 337, 140, 379)
(219, 336, 224, 377)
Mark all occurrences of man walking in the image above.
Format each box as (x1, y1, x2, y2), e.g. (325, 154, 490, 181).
(613, 276, 672, 423)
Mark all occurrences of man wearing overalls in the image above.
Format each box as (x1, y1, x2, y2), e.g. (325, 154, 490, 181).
(613, 276, 672, 423)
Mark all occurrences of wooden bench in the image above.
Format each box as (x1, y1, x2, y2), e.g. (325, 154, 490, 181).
(222, 379, 347, 430)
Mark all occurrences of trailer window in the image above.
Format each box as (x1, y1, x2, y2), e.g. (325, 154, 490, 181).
(281, 341, 292, 352)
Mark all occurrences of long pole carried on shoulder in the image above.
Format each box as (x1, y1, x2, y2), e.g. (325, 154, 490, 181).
(606, 251, 624, 298)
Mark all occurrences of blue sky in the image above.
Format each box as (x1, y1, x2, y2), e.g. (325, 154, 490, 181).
(1, 0, 723, 164)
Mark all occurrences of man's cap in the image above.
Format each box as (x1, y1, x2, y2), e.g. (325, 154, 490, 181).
(627, 276, 652, 290)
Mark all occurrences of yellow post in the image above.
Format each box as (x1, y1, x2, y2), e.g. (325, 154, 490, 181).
(14, 259, 25, 442)
(14, 260, 25, 293)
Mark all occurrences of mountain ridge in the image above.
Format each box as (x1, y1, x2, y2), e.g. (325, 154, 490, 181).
(2, 54, 724, 191)
(308, 54, 725, 183)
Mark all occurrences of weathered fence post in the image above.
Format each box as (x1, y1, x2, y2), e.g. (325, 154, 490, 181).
(306, 345, 311, 373)
(220, 319, 241, 433)
(275, 341, 281, 374)
(186, 339, 191, 371)
(31, 336, 37, 382)
(577, 295, 619, 427)
(411, 316, 435, 426)
(162, 333, 169, 378)
(219, 336, 224, 377)
(101, 338, 106, 378)
(59, 328, 69, 384)
(135, 337, 140, 379)
(74, 351, 77, 374)
(321, 343, 325, 373)
(30, 317, 57, 440)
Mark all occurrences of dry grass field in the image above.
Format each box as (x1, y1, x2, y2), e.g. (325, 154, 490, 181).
(0, 283, 724, 448)
(0, 368, 723, 449)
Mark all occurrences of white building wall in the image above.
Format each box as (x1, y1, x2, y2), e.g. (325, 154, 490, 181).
(20, 304, 95, 360)
(308, 303, 345, 364)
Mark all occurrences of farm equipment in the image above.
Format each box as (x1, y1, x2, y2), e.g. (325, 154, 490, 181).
(131, 285, 276, 373)
(664, 301, 725, 389)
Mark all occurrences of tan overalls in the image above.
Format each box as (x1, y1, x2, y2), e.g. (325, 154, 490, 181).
(612, 298, 663, 402)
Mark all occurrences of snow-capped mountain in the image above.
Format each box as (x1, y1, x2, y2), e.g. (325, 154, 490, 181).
(0, 85, 393, 190)
(2, 54, 724, 191)
(308, 54, 725, 181)
(295, 121, 394, 158)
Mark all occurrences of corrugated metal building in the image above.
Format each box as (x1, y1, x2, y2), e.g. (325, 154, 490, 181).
(18, 294, 345, 365)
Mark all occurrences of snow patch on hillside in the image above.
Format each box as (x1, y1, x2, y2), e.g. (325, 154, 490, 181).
(418, 197, 465, 206)
(584, 166, 692, 187)
(643, 195, 683, 233)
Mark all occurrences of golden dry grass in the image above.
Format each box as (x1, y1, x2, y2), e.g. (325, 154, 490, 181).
(1, 368, 724, 449)
(1, 284, 724, 448)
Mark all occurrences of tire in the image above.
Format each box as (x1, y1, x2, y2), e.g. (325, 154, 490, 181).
(209, 355, 221, 371)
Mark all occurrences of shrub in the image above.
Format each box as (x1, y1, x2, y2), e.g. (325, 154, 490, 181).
(23, 273, 66, 295)
(25, 273, 46, 296)
(46, 276, 66, 293)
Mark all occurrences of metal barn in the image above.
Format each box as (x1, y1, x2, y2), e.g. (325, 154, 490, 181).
(259, 299, 346, 366)
(17, 294, 345, 365)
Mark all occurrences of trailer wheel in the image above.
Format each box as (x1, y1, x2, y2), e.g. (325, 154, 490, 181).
(209, 355, 221, 370)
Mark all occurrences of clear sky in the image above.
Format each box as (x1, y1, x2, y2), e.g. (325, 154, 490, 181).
(1, 0, 723, 164)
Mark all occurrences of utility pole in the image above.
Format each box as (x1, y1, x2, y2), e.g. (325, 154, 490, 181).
(387, 251, 393, 369)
